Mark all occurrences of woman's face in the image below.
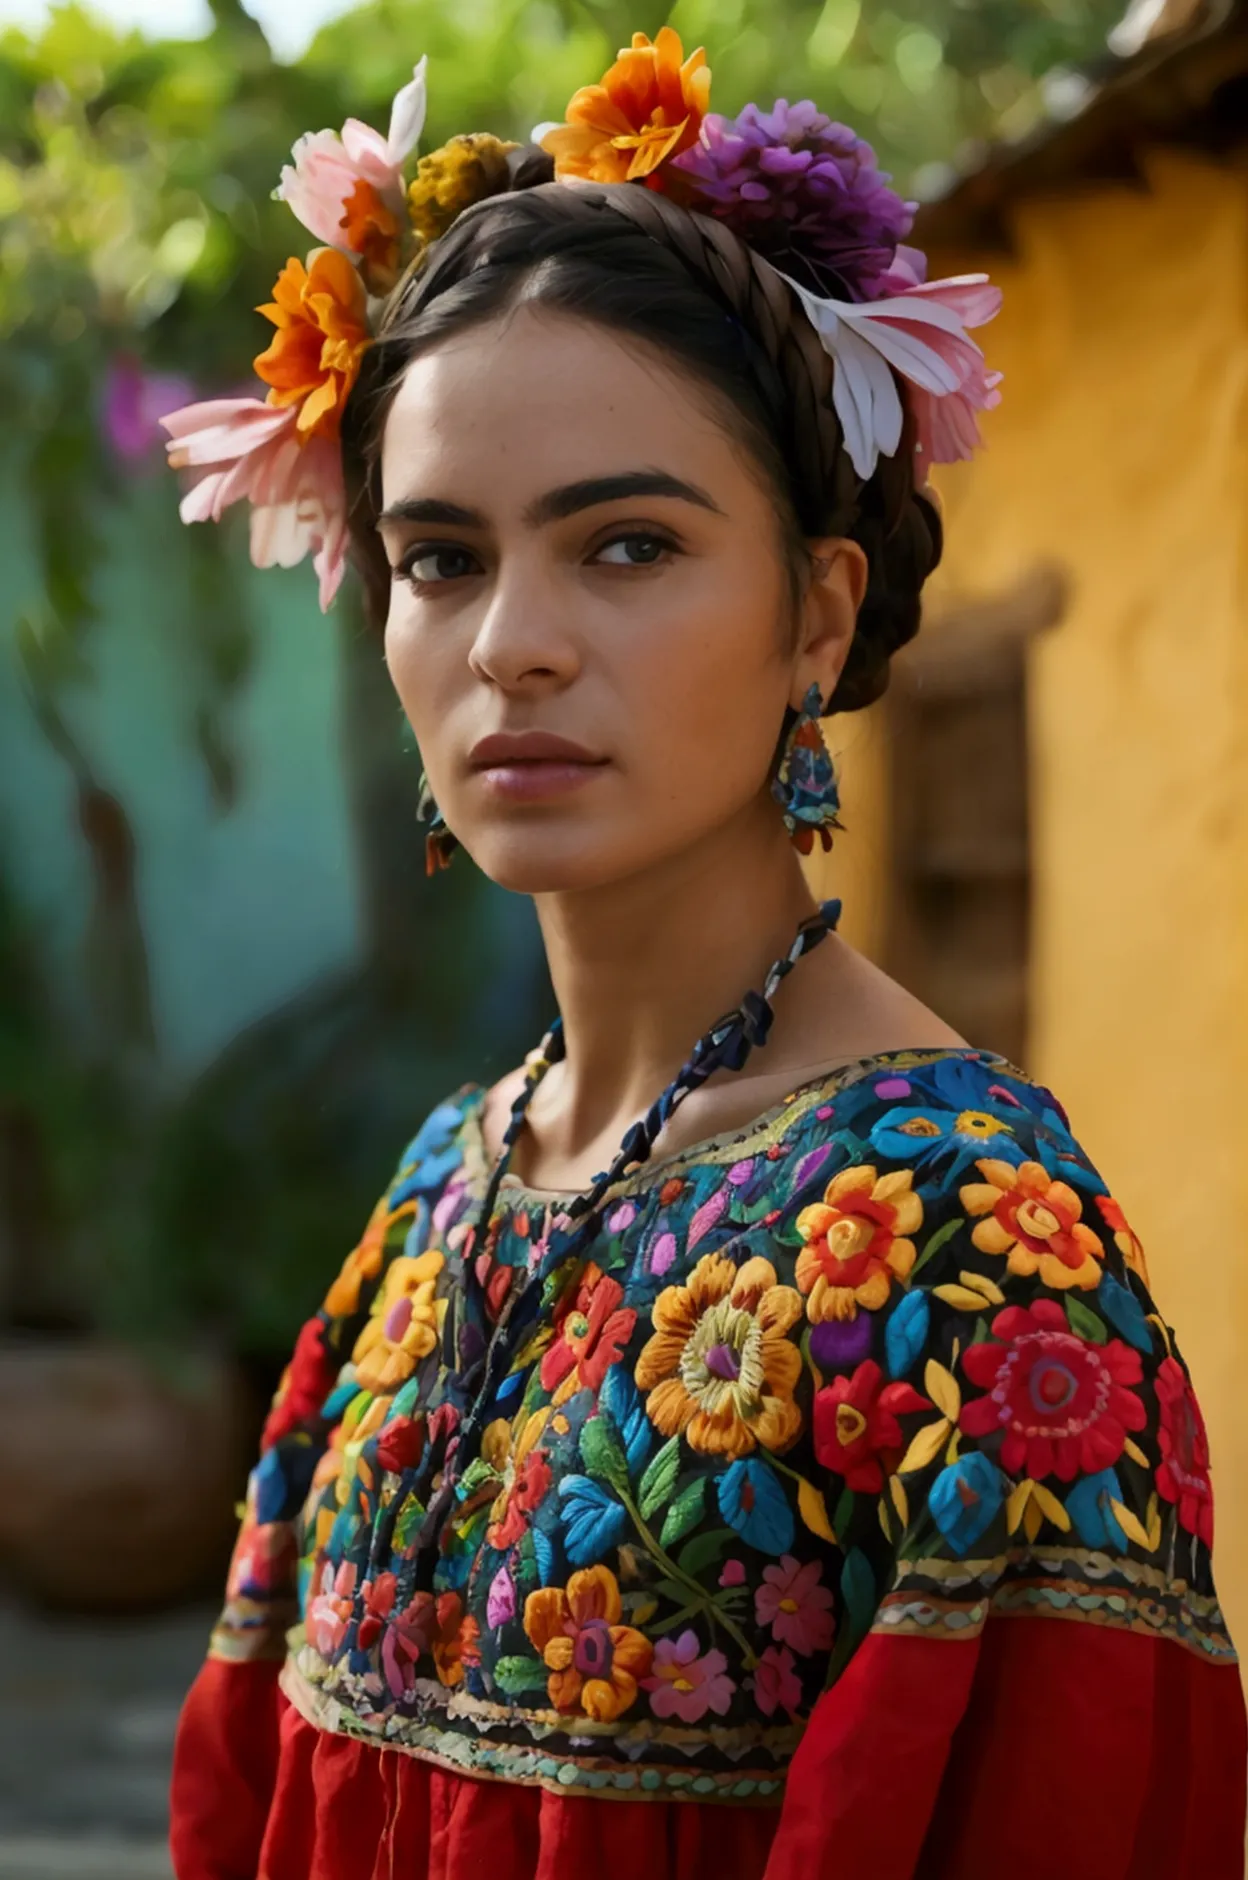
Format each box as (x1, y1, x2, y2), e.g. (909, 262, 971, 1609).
(378, 303, 861, 895)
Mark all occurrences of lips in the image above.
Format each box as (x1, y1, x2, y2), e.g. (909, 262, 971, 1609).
(469, 730, 606, 769)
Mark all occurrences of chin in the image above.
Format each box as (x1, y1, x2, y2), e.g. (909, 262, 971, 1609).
(456, 818, 670, 896)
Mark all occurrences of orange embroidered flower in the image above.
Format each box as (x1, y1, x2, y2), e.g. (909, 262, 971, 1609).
(795, 1166, 923, 1321)
(634, 1253, 803, 1458)
(540, 27, 710, 188)
(524, 1566, 652, 1721)
(959, 1159, 1104, 1291)
(1096, 1194, 1150, 1286)
(339, 179, 401, 292)
(252, 247, 370, 441)
(323, 1196, 415, 1318)
(351, 1249, 446, 1392)
(481, 1408, 552, 1550)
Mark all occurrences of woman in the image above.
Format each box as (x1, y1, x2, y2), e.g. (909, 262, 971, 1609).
(163, 31, 1246, 1880)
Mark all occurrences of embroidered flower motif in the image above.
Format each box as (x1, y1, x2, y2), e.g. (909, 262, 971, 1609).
(324, 1196, 414, 1318)
(351, 1249, 445, 1393)
(524, 1567, 653, 1721)
(753, 1556, 835, 1655)
(252, 248, 371, 442)
(929, 1451, 1006, 1554)
(1096, 1194, 1151, 1286)
(480, 1409, 552, 1551)
(754, 1643, 802, 1718)
(960, 1159, 1104, 1291)
(642, 1629, 735, 1722)
(261, 1313, 341, 1448)
(374, 1412, 425, 1475)
(427, 1590, 480, 1687)
(960, 1300, 1146, 1480)
(356, 1570, 398, 1650)
(869, 1096, 1020, 1182)
(812, 1359, 931, 1493)
(1155, 1357, 1214, 1546)
(540, 1263, 637, 1404)
(306, 1558, 357, 1658)
(539, 27, 710, 187)
(795, 1165, 923, 1321)
(380, 1591, 434, 1699)
(634, 1253, 803, 1458)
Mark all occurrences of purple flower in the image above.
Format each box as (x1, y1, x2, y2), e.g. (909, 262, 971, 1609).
(810, 1313, 874, 1372)
(103, 355, 197, 464)
(672, 99, 915, 302)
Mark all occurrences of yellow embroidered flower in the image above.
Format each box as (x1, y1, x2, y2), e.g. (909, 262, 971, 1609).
(323, 1196, 415, 1318)
(634, 1253, 803, 1459)
(351, 1249, 445, 1392)
(407, 133, 518, 248)
(959, 1159, 1105, 1291)
(795, 1166, 923, 1321)
(540, 27, 710, 187)
(524, 1566, 652, 1721)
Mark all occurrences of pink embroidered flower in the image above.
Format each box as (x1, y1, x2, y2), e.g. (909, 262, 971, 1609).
(754, 1643, 802, 1718)
(719, 1558, 746, 1588)
(1155, 1356, 1214, 1547)
(486, 1564, 517, 1629)
(753, 1555, 835, 1656)
(642, 1629, 735, 1723)
(380, 1592, 436, 1699)
(306, 1558, 357, 1658)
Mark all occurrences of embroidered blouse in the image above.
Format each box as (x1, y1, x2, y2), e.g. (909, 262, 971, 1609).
(170, 1047, 1247, 1879)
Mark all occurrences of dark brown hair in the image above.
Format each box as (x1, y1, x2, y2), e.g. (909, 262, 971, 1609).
(342, 153, 941, 714)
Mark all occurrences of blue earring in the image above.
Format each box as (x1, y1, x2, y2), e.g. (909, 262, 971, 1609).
(771, 682, 842, 856)
(417, 770, 459, 876)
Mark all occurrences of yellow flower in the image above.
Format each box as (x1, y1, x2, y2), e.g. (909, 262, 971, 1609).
(252, 247, 370, 441)
(959, 1159, 1104, 1291)
(634, 1253, 803, 1459)
(323, 1196, 415, 1319)
(407, 133, 518, 248)
(795, 1166, 923, 1320)
(524, 1566, 652, 1721)
(540, 27, 710, 187)
(351, 1250, 445, 1392)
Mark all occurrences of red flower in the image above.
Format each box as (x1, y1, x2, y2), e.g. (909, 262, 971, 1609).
(961, 1300, 1146, 1481)
(540, 1263, 637, 1401)
(487, 1449, 554, 1551)
(356, 1570, 398, 1650)
(375, 1413, 425, 1475)
(261, 1314, 340, 1449)
(812, 1359, 930, 1492)
(1155, 1357, 1214, 1547)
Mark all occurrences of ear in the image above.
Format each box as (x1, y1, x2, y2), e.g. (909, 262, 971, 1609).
(790, 536, 868, 711)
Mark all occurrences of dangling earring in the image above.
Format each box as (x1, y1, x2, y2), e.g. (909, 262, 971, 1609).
(417, 769, 459, 876)
(771, 681, 842, 856)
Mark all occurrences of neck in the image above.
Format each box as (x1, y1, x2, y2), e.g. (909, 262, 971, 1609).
(529, 801, 820, 1158)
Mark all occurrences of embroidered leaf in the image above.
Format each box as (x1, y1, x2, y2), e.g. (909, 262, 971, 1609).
(676, 1527, 734, 1578)
(888, 1473, 910, 1528)
(971, 1316, 991, 1344)
(1097, 1272, 1154, 1353)
(1146, 1492, 1163, 1552)
(493, 1655, 550, 1696)
(1123, 1436, 1150, 1469)
(924, 1360, 961, 1422)
(801, 1326, 824, 1391)
(1110, 1498, 1156, 1552)
(687, 1186, 729, 1250)
(629, 1595, 659, 1627)
(558, 1475, 628, 1567)
(660, 1477, 707, 1548)
(638, 1435, 682, 1521)
(877, 1496, 892, 1541)
(794, 1143, 835, 1191)
(909, 1216, 966, 1280)
(933, 1284, 990, 1312)
(580, 1415, 631, 1494)
(1065, 1297, 1108, 1344)
(885, 1288, 930, 1379)
(796, 1475, 837, 1544)
(841, 1547, 877, 1643)
(897, 1417, 950, 1475)
(531, 1527, 554, 1587)
(959, 1269, 1006, 1306)
(601, 1365, 653, 1472)
(1006, 1479, 1033, 1535)
(944, 1429, 961, 1466)
(1023, 1493, 1044, 1543)
(654, 1577, 691, 1606)
(1031, 1483, 1072, 1532)
(1146, 1313, 1173, 1355)
(717, 1458, 794, 1555)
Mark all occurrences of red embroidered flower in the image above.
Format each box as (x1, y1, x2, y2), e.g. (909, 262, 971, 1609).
(540, 1263, 637, 1402)
(1155, 1356, 1214, 1547)
(356, 1570, 398, 1650)
(488, 1449, 554, 1551)
(375, 1413, 425, 1475)
(960, 1300, 1146, 1480)
(261, 1314, 340, 1449)
(812, 1359, 930, 1492)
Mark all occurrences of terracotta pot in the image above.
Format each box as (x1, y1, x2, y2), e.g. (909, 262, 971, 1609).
(0, 1337, 252, 1611)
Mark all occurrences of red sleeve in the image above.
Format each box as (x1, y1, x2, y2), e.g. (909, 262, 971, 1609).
(764, 1622, 1247, 1880)
(170, 1657, 284, 1880)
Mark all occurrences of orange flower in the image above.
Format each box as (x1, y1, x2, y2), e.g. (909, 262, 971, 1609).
(1096, 1194, 1151, 1286)
(540, 27, 710, 188)
(795, 1166, 923, 1321)
(323, 1196, 415, 1318)
(959, 1159, 1104, 1291)
(351, 1249, 446, 1392)
(252, 248, 370, 441)
(339, 179, 401, 292)
(524, 1566, 652, 1721)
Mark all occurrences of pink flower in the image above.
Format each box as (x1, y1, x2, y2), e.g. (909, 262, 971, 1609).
(486, 1564, 517, 1628)
(306, 1558, 357, 1658)
(718, 1558, 746, 1588)
(753, 1555, 835, 1656)
(754, 1643, 802, 1718)
(277, 60, 427, 252)
(160, 398, 348, 610)
(104, 355, 197, 463)
(381, 1592, 435, 1699)
(642, 1629, 735, 1723)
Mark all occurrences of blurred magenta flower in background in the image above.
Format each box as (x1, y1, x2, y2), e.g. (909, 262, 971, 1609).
(103, 353, 199, 464)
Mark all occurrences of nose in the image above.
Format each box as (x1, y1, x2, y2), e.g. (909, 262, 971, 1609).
(467, 562, 582, 695)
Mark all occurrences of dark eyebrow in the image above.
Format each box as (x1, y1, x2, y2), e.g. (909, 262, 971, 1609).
(376, 497, 486, 529)
(523, 471, 724, 527)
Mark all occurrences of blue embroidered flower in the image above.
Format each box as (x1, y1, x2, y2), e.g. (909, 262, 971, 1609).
(558, 1474, 628, 1566)
(391, 1101, 466, 1204)
(717, 1458, 794, 1555)
(1065, 1469, 1129, 1551)
(929, 1452, 1005, 1554)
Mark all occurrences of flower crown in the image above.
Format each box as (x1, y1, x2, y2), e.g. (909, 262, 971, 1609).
(161, 29, 1001, 613)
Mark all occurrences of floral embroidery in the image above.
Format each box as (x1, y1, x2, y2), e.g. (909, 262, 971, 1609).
(754, 1643, 802, 1718)
(1155, 1356, 1214, 1546)
(960, 1301, 1146, 1479)
(753, 1556, 835, 1654)
(351, 1249, 445, 1392)
(1096, 1193, 1151, 1285)
(480, 1409, 552, 1550)
(324, 1195, 412, 1317)
(795, 1165, 922, 1320)
(634, 1253, 802, 1457)
(524, 1566, 653, 1720)
(642, 1630, 735, 1721)
(812, 1360, 931, 1492)
(960, 1159, 1104, 1291)
(540, 1263, 637, 1403)
(261, 1313, 341, 1447)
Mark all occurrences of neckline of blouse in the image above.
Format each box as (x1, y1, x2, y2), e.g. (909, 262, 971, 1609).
(456, 1043, 1027, 1208)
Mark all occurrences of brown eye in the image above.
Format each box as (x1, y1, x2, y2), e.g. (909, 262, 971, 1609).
(397, 545, 480, 585)
(592, 532, 677, 568)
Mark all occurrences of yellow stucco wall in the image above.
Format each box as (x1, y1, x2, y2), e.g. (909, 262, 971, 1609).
(818, 147, 1248, 1660)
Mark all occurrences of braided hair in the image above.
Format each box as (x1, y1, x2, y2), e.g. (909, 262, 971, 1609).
(342, 149, 941, 714)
